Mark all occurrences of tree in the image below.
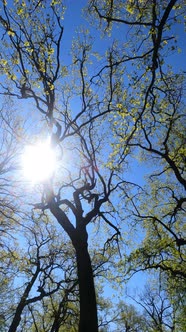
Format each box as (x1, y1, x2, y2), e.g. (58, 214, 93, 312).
(129, 284, 176, 332)
(0, 105, 25, 331)
(127, 274, 186, 332)
(87, 0, 186, 284)
(0, 1, 124, 331)
(0, 106, 22, 240)
(111, 301, 148, 332)
(0, 1, 185, 331)
(1, 213, 78, 332)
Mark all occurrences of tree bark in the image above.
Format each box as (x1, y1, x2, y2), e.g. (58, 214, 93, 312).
(76, 243, 98, 332)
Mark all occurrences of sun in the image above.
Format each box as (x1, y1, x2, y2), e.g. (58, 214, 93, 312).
(22, 140, 56, 183)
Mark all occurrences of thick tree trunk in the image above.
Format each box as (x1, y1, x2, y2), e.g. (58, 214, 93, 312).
(48, 201, 98, 331)
(76, 244, 98, 332)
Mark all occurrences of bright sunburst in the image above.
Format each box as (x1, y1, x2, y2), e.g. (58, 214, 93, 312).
(22, 140, 56, 183)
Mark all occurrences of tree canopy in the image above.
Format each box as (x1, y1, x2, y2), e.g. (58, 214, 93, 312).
(0, 1, 185, 331)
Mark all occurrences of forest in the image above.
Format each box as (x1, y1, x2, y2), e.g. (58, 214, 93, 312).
(0, 1, 185, 331)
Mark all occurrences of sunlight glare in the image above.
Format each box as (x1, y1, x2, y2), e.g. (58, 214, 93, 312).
(22, 140, 56, 183)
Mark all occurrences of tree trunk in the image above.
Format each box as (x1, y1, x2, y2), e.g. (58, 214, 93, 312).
(48, 201, 98, 331)
(8, 267, 39, 332)
(76, 244, 98, 332)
